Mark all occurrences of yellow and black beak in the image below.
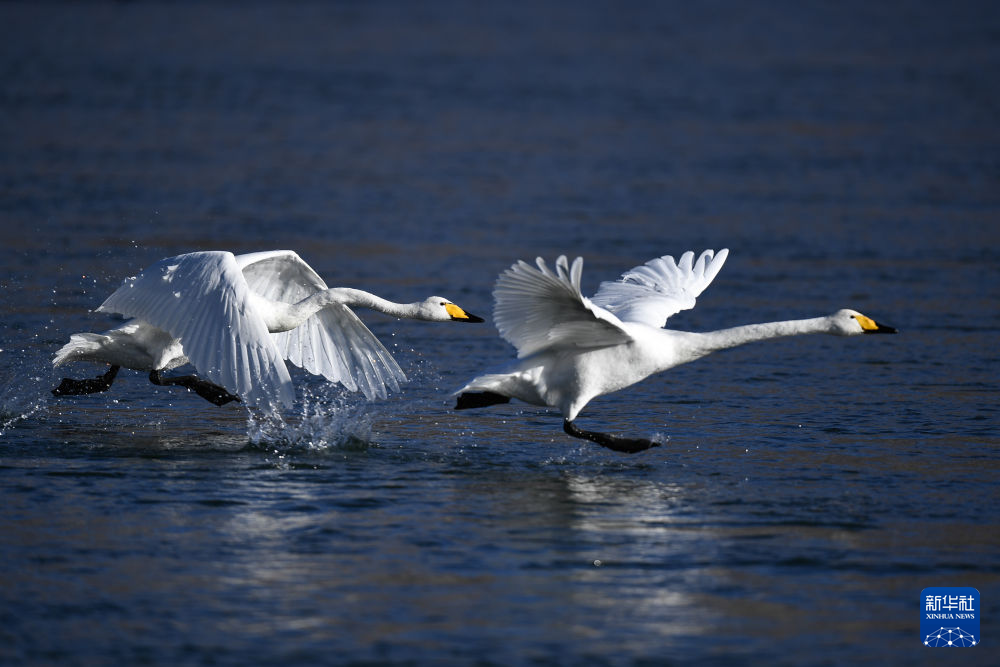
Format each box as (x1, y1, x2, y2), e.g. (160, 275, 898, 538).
(445, 303, 485, 323)
(856, 313, 898, 334)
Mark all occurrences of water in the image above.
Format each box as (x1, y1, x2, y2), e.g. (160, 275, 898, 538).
(2, 1, 999, 664)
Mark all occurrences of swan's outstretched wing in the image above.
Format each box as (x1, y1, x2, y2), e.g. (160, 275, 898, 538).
(591, 249, 729, 328)
(97, 251, 295, 408)
(236, 250, 326, 304)
(237, 250, 406, 400)
(493, 255, 631, 358)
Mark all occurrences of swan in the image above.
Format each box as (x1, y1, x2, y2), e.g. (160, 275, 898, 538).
(455, 249, 896, 453)
(52, 250, 483, 408)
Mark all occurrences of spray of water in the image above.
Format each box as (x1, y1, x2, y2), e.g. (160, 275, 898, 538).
(245, 380, 380, 451)
(0, 351, 53, 437)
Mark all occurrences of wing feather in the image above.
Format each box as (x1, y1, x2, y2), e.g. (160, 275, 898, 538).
(591, 249, 729, 328)
(97, 251, 295, 408)
(238, 251, 406, 400)
(493, 255, 631, 358)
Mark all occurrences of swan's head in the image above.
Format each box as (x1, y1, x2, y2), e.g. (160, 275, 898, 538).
(419, 297, 485, 323)
(830, 309, 898, 336)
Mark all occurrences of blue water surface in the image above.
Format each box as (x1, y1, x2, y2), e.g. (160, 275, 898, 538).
(2, 1, 999, 664)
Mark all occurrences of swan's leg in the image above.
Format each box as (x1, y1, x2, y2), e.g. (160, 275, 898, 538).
(563, 419, 659, 454)
(455, 391, 511, 410)
(52, 365, 120, 396)
(148, 370, 241, 406)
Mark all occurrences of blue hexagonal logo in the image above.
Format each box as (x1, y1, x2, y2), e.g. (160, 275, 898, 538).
(921, 587, 979, 648)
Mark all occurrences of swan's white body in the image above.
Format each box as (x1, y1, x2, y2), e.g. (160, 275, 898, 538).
(56, 321, 188, 374)
(456, 249, 896, 450)
(54, 250, 481, 408)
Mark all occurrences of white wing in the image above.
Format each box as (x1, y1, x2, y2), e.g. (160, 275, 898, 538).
(591, 249, 729, 328)
(493, 255, 632, 359)
(236, 250, 406, 400)
(97, 251, 295, 408)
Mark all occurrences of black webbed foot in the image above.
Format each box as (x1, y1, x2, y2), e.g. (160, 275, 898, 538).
(52, 365, 120, 396)
(455, 391, 511, 410)
(188, 380, 242, 406)
(563, 419, 659, 454)
(148, 370, 241, 406)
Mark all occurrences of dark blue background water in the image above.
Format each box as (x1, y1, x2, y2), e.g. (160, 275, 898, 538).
(2, 1, 998, 664)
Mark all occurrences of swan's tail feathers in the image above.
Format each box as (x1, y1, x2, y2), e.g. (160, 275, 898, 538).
(455, 391, 511, 410)
(52, 333, 109, 367)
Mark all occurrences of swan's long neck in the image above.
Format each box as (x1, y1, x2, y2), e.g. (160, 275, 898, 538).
(323, 288, 421, 319)
(258, 288, 420, 333)
(705, 317, 831, 351)
(686, 316, 833, 358)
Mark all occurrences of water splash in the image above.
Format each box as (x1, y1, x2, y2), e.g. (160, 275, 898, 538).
(245, 383, 378, 451)
(0, 350, 54, 437)
(0, 399, 45, 437)
(650, 432, 671, 446)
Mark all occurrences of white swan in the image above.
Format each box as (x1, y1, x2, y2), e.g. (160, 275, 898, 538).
(52, 250, 483, 408)
(455, 249, 896, 453)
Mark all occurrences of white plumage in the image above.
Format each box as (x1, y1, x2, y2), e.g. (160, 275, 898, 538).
(590, 249, 729, 327)
(456, 249, 896, 453)
(53, 250, 482, 409)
